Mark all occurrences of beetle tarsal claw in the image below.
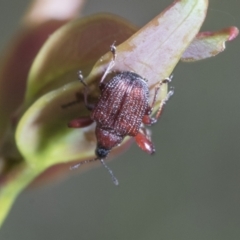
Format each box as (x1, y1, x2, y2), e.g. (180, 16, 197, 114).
(100, 159, 119, 186)
(110, 41, 116, 53)
(165, 86, 174, 103)
(162, 74, 173, 84)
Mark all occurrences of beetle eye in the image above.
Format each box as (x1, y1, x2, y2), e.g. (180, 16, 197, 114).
(95, 147, 109, 159)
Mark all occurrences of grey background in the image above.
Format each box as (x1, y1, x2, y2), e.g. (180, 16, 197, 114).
(0, 0, 240, 239)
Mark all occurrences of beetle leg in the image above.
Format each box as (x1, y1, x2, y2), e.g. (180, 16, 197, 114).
(99, 41, 117, 87)
(61, 71, 95, 110)
(68, 116, 93, 128)
(142, 114, 155, 125)
(135, 127, 155, 155)
(151, 75, 173, 109)
(78, 71, 95, 111)
(143, 76, 174, 125)
(154, 85, 174, 120)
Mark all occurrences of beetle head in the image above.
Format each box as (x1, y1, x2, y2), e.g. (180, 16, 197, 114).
(95, 147, 110, 159)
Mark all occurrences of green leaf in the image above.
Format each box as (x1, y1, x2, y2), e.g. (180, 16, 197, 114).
(1, 0, 210, 228)
(24, 14, 137, 106)
(0, 163, 44, 228)
(16, 14, 137, 167)
(181, 26, 239, 61)
(16, 0, 208, 166)
(0, 0, 86, 140)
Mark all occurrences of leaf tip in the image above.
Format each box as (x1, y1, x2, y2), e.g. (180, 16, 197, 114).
(226, 26, 239, 41)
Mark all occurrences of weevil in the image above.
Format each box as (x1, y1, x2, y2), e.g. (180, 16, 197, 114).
(67, 43, 174, 185)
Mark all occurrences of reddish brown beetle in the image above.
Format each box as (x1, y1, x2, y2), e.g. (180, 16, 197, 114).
(67, 43, 173, 185)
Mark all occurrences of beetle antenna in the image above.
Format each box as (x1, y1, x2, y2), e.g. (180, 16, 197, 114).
(99, 159, 119, 186)
(70, 158, 97, 170)
(100, 41, 117, 85)
(70, 158, 119, 186)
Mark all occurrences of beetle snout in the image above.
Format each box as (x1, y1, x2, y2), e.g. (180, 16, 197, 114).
(95, 147, 110, 159)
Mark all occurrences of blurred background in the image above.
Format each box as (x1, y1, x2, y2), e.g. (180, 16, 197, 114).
(0, 0, 239, 239)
